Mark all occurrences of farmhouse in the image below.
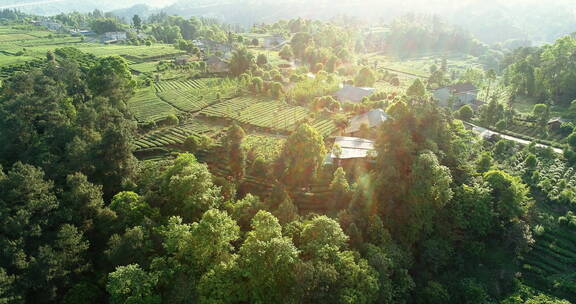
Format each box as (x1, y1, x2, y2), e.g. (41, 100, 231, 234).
(335, 85, 375, 103)
(175, 56, 192, 65)
(345, 109, 389, 137)
(195, 40, 232, 54)
(263, 35, 287, 49)
(206, 56, 230, 73)
(547, 117, 569, 130)
(433, 82, 482, 109)
(70, 29, 95, 36)
(38, 20, 64, 31)
(101, 32, 128, 44)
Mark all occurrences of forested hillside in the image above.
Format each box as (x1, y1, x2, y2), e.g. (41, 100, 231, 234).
(0, 6, 576, 304)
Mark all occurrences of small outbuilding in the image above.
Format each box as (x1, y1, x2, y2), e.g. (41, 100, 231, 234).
(325, 136, 376, 167)
(547, 117, 568, 130)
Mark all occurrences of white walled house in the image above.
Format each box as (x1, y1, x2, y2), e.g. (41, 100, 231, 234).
(102, 32, 128, 44)
(433, 83, 483, 109)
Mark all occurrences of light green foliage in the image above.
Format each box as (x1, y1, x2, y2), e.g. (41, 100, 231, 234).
(184, 134, 214, 154)
(278, 124, 327, 188)
(295, 216, 379, 304)
(279, 45, 294, 60)
(274, 196, 299, 225)
(458, 105, 474, 121)
(300, 215, 349, 256)
(106, 264, 160, 304)
(88, 56, 136, 102)
(229, 48, 254, 76)
(450, 183, 495, 239)
(505, 36, 576, 104)
(330, 167, 352, 209)
(238, 211, 299, 302)
(461, 68, 484, 87)
(291, 32, 313, 58)
(191, 210, 240, 270)
(153, 153, 222, 221)
(483, 170, 530, 224)
(109, 192, 157, 231)
(226, 124, 246, 181)
(228, 194, 266, 231)
(256, 53, 268, 66)
(476, 152, 494, 173)
(355, 67, 377, 87)
(406, 78, 426, 97)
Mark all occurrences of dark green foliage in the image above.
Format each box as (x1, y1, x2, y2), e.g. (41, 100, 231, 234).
(276, 124, 326, 188)
(229, 48, 254, 77)
(226, 124, 246, 182)
(0, 163, 90, 303)
(91, 18, 123, 34)
(458, 105, 474, 121)
(504, 36, 576, 104)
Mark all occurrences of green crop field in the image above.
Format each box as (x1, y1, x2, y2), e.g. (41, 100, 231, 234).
(128, 86, 180, 123)
(156, 78, 239, 112)
(134, 120, 223, 150)
(522, 224, 576, 301)
(364, 52, 485, 78)
(242, 135, 286, 162)
(130, 61, 159, 73)
(200, 96, 312, 132)
(311, 118, 337, 137)
(0, 25, 184, 71)
(74, 44, 185, 60)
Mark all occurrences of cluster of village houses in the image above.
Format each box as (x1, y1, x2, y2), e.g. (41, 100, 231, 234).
(31, 18, 512, 170)
(325, 82, 484, 172)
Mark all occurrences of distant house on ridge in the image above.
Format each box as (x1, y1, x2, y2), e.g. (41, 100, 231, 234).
(263, 35, 287, 49)
(335, 85, 375, 103)
(175, 55, 192, 65)
(206, 56, 230, 73)
(102, 32, 127, 44)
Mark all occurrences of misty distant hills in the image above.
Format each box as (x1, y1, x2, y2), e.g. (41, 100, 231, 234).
(3, 0, 575, 45)
(157, 0, 576, 44)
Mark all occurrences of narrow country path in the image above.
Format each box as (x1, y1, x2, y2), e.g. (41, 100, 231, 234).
(464, 122, 564, 154)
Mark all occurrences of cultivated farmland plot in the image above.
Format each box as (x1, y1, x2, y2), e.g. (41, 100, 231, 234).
(155, 78, 239, 112)
(134, 121, 223, 150)
(242, 135, 286, 162)
(310, 119, 337, 137)
(128, 86, 180, 123)
(200, 96, 313, 132)
(130, 61, 160, 73)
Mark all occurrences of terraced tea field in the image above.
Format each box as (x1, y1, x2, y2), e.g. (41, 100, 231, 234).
(200, 96, 312, 132)
(134, 121, 224, 150)
(128, 86, 179, 123)
(155, 78, 210, 92)
(522, 223, 576, 301)
(311, 119, 337, 137)
(243, 135, 286, 162)
(155, 78, 239, 112)
(130, 61, 159, 73)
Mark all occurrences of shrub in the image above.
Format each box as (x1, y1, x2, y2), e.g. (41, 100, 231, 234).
(458, 105, 474, 121)
(165, 114, 179, 126)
